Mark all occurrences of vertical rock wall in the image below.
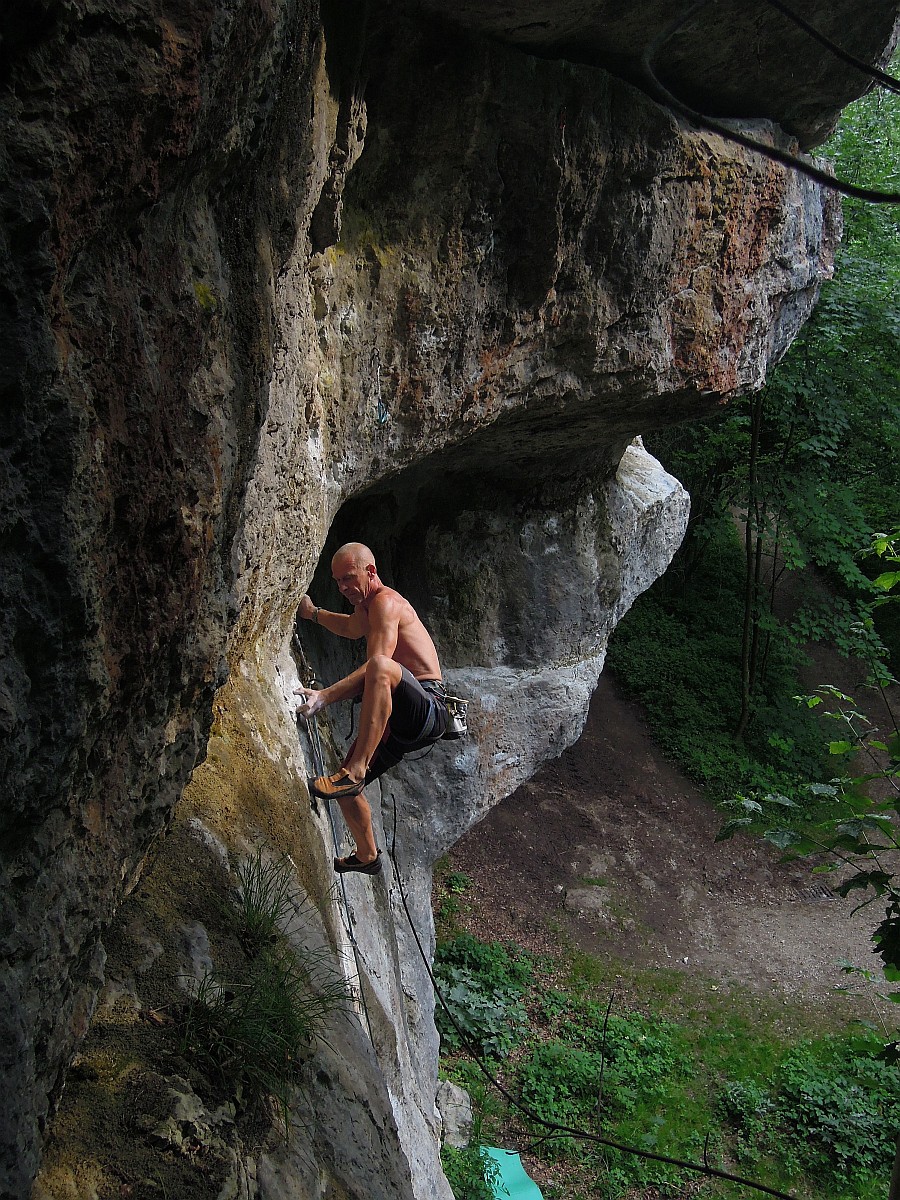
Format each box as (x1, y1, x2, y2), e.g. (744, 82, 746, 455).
(2, 2, 325, 1189)
(0, 0, 861, 1193)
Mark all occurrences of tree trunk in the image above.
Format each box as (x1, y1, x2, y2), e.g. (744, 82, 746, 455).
(747, 522, 766, 695)
(735, 393, 764, 740)
(889, 1129, 900, 1200)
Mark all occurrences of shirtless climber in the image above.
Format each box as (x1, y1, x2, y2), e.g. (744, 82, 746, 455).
(294, 542, 449, 876)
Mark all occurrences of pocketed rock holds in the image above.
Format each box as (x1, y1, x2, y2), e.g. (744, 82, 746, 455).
(144, 1076, 236, 1153)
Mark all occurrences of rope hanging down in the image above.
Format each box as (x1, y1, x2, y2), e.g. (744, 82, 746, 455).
(639, 0, 900, 204)
(385, 793, 800, 1200)
(291, 634, 375, 1045)
(285, 633, 796, 1197)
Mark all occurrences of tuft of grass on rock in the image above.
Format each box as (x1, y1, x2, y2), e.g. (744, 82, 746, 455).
(181, 848, 349, 1126)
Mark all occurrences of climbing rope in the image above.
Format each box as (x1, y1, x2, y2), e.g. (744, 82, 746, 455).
(286, 640, 795, 1194)
(384, 790, 800, 1200)
(291, 634, 375, 1045)
(639, 0, 900, 205)
(761, 0, 900, 97)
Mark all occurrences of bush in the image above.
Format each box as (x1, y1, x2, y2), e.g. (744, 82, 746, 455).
(180, 850, 349, 1122)
(778, 1037, 900, 1182)
(441, 1145, 501, 1200)
(233, 847, 297, 953)
(517, 1002, 689, 1176)
(434, 934, 531, 1057)
(182, 951, 325, 1112)
(718, 1032, 900, 1191)
(718, 1079, 775, 1164)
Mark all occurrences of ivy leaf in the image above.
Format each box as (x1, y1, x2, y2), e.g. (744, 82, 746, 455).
(716, 818, 753, 842)
(828, 740, 854, 755)
(763, 829, 802, 850)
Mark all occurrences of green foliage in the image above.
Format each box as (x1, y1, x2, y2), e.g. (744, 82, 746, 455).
(192, 280, 218, 312)
(719, 1032, 900, 1191)
(642, 72, 900, 734)
(434, 866, 474, 936)
(519, 1012, 686, 1127)
(718, 1079, 774, 1165)
(440, 1059, 506, 1200)
(181, 950, 336, 1116)
(438, 928, 900, 1200)
(445, 871, 474, 894)
(517, 994, 695, 1195)
(180, 850, 349, 1122)
(607, 524, 828, 807)
(434, 934, 532, 1057)
(233, 847, 297, 954)
(441, 1145, 502, 1200)
(517, 1041, 606, 1152)
(719, 533, 900, 1032)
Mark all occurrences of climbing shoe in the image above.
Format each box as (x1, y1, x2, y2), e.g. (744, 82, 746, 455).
(311, 768, 366, 799)
(334, 850, 382, 875)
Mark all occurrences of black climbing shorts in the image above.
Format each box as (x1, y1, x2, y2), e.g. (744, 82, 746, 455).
(344, 666, 448, 785)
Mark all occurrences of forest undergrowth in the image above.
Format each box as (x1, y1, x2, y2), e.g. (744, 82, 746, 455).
(433, 873, 900, 1200)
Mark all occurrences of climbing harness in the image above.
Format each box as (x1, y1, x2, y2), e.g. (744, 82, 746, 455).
(418, 678, 469, 741)
(289, 644, 788, 1197)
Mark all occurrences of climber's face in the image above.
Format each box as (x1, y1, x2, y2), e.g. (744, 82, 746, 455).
(332, 551, 375, 606)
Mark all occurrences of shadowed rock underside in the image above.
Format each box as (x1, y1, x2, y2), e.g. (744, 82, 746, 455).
(1, 0, 892, 1195)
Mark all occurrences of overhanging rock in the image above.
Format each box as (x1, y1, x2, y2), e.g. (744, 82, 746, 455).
(2, 0, 890, 1193)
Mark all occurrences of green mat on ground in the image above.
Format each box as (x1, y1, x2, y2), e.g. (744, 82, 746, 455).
(482, 1147, 545, 1199)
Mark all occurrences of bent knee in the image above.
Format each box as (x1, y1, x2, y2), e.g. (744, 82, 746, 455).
(366, 654, 399, 681)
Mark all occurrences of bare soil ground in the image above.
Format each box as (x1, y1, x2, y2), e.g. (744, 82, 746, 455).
(446, 671, 890, 1011)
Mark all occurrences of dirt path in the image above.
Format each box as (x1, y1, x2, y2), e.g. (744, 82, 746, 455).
(447, 672, 889, 1009)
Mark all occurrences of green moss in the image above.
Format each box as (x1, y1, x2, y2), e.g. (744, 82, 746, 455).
(193, 281, 218, 312)
(334, 206, 398, 267)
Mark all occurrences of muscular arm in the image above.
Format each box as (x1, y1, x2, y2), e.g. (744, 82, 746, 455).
(298, 593, 365, 639)
(294, 593, 401, 716)
(363, 592, 401, 660)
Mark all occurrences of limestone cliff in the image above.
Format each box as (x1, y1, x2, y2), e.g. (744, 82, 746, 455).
(1, 0, 892, 1195)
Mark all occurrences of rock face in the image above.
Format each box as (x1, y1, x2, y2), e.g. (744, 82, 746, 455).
(1, 0, 888, 1194)
(416, 0, 900, 148)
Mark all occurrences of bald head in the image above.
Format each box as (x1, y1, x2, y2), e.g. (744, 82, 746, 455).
(332, 542, 375, 572)
(331, 542, 379, 606)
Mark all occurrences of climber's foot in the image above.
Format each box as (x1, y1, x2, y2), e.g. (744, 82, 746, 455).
(311, 769, 366, 799)
(334, 850, 382, 875)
